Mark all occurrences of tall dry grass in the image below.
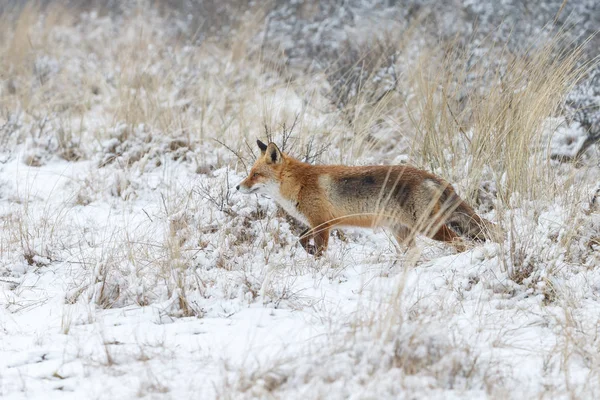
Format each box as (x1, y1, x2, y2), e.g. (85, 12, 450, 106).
(405, 33, 593, 206)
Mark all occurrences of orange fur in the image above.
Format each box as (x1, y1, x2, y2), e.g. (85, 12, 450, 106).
(237, 140, 497, 256)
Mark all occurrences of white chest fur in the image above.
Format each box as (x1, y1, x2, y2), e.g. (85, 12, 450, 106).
(263, 182, 310, 226)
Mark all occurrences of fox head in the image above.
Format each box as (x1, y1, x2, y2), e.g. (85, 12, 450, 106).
(236, 140, 284, 194)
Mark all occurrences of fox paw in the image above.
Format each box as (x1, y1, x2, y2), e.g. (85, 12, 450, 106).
(302, 243, 325, 257)
(304, 244, 317, 255)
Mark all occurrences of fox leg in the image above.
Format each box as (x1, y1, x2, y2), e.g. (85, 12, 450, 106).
(298, 226, 329, 256)
(312, 227, 330, 257)
(429, 224, 465, 252)
(299, 228, 314, 253)
(301, 216, 333, 257)
(422, 200, 466, 252)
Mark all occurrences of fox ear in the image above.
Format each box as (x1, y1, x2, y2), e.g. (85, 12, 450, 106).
(256, 139, 268, 154)
(265, 143, 283, 164)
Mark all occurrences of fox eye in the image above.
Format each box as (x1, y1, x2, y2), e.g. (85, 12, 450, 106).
(252, 172, 260, 178)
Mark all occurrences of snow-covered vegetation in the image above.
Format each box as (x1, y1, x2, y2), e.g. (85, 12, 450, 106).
(1, 1, 599, 399)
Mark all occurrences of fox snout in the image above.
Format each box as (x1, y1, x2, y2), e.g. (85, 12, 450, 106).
(236, 180, 258, 194)
(236, 182, 252, 193)
(236, 182, 248, 193)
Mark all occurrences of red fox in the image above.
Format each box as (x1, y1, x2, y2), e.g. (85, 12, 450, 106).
(237, 140, 499, 256)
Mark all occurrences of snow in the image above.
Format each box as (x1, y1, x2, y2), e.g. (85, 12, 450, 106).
(1, 2, 600, 399)
(2, 146, 599, 398)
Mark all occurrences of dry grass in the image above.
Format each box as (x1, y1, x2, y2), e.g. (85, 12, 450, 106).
(404, 33, 592, 204)
(1, 1, 599, 399)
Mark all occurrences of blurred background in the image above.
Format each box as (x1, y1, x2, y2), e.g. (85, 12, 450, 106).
(0, 0, 598, 166)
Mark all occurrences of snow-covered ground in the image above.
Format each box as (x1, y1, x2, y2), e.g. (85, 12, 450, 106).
(2, 151, 599, 399)
(1, 3, 600, 399)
